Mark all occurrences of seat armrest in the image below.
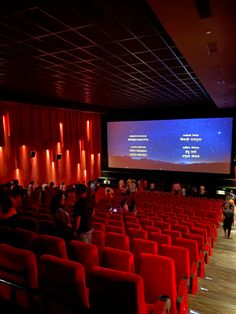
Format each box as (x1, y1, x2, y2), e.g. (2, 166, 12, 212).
(177, 278, 188, 312)
(153, 295, 171, 314)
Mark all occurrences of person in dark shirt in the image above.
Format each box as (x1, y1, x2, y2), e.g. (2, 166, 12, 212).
(0, 192, 19, 228)
(50, 192, 72, 240)
(73, 184, 94, 243)
(223, 203, 234, 239)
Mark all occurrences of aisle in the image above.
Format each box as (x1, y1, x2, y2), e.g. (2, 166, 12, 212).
(188, 226, 236, 314)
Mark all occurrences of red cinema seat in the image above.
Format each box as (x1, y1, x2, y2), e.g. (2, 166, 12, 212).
(165, 219, 178, 226)
(138, 253, 181, 314)
(12, 228, 38, 251)
(92, 230, 106, 253)
(124, 216, 139, 224)
(109, 213, 123, 221)
(69, 240, 99, 285)
(154, 221, 171, 232)
(101, 247, 134, 273)
(133, 238, 158, 272)
(106, 225, 125, 234)
(174, 238, 199, 294)
(93, 217, 107, 225)
(182, 221, 195, 229)
(126, 222, 142, 230)
(159, 245, 190, 314)
(38, 220, 55, 235)
(40, 255, 89, 314)
(107, 220, 124, 227)
(90, 267, 170, 314)
(144, 226, 161, 237)
(163, 230, 181, 244)
(20, 218, 38, 232)
(139, 219, 154, 228)
(0, 244, 38, 309)
(36, 235, 67, 258)
(185, 233, 208, 267)
(127, 228, 148, 250)
(149, 232, 171, 245)
(171, 225, 189, 236)
(95, 212, 109, 219)
(92, 222, 106, 232)
(191, 227, 212, 256)
(106, 232, 130, 251)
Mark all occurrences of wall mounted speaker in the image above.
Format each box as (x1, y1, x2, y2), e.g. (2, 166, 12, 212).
(56, 153, 62, 160)
(29, 151, 36, 158)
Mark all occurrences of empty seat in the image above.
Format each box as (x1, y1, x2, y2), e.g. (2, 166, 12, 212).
(159, 245, 189, 314)
(174, 238, 199, 294)
(19, 218, 38, 232)
(0, 244, 38, 309)
(133, 238, 158, 272)
(149, 232, 171, 245)
(126, 222, 142, 230)
(36, 235, 67, 258)
(95, 212, 109, 219)
(40, 255, 89, 314)
(107, 220, 124, 227)
(90, 266, 169, 314)
(127, 228, 148, 250)
(171, 225, 189, 236)
(92, 230, 106, 253)
(138, 253, 182, 314)
(109, 213, 123, 221)
(101, 247, 134, 273)
(124, 216, 139, 224)
(163, 230, 181, 244)
(139, 219, 154, 228)
(0, 226, 14, 245)
(69, 240, 99, 285)
(38, 220, 55, 235)
(92, 221, 106, 232)
(185, 233, 208, 266)
(106, 232, 130, 251)
(154, 221, 171, 232)
(106, 225, 125, 234)
(12, 228, 38, 251)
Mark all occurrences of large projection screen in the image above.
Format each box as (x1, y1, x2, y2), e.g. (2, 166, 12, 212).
(107, 117, 233, 174)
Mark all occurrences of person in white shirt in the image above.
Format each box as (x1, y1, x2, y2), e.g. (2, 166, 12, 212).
(60, 182, 67, 192)
(129, 180, 137, 193)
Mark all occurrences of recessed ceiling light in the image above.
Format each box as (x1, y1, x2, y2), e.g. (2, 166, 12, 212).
(206, 30, 212, 35)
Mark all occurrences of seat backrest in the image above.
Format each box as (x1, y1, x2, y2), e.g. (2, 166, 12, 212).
(144, 226, 161, 236)
(126, 222, 141, 230)
(163, 230, 181, 244)
(106, 225, 125, 234)
(149, 232, 171, 245)
(20, 218, 38, 232)
(13, 228, 38, 251)
(92, 230, 106, 252)
(138, 253, 177, 314)
(40, 255, 89, 313)
(107, 220, 124, 227)
(124, 216, 139, 224)
(133, 239, 158, 272)
(127, 228, 148, 250)
(92, 221, 106, 232)
(175, 238, 199, 266)
(106, 232, 130, 251)
(139, 219, 154, 228)
(101, 247, 134, 273)
(171, 225, 189, 236)
(38, 220, 55, 235)
(109, 213, 123, 221)
(159, 245, 190, 286)
(0, 244, 38, 307)
(0, 226, 14, 245)
(191, 227, 207, 242)
(36, 235, 67, 258)
(69, 240, 99, 284)
(185, 233, 204, 252)
(154, 221, 171, 231)
(90, 266, 147, 314)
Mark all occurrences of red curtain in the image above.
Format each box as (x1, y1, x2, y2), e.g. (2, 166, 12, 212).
(0, 101, 101, 186)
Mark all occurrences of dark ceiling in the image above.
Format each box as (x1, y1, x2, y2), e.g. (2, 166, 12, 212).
(0, 0, 215, 112)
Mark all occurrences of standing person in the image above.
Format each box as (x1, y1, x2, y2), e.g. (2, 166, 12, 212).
(60, 182, 67, 193)
(129, 180, 137, 194)
(0, 192, 20, 228)
(73, 184, 94, 243)
(50, 193, 72, 240)
(223, 202, 234, 239)
(27, 180, 35, 196)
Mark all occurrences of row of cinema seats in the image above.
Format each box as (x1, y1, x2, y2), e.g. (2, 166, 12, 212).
(0, 229, 187, 314)
(0, 193, 221, 313)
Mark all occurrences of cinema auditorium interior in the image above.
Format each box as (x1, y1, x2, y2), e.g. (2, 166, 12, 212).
(0, 1, 236, 314)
